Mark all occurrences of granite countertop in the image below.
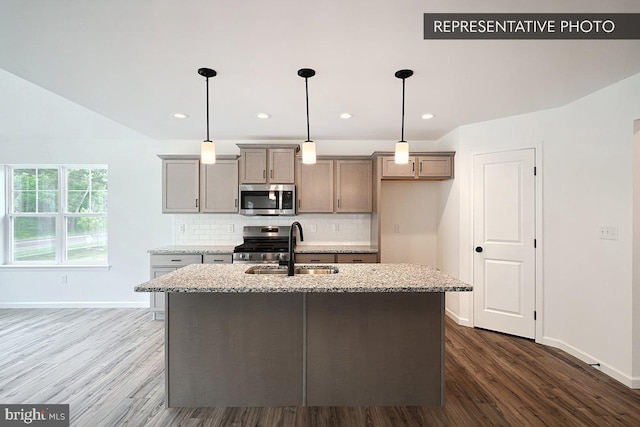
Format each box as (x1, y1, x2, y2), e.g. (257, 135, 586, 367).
(149, 245, 236, 255)
(148, 245, 378, 255)
(295, 245, 377, 254)
(135, 263, 472, 293)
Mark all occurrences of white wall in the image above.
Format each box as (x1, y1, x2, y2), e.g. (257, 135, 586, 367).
(380, 181, 438, 264)
(439, 72, 640, 387)
(633, 122, 640, 381)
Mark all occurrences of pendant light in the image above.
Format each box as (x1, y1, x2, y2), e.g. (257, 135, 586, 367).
(394, 69, 413, 164)
(198, 67, 217, 164)
(298, 68, 316, 164)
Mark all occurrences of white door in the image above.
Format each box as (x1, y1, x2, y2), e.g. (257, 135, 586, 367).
(473, 149, 536, 339)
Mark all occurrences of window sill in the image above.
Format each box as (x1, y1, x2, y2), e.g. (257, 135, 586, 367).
(0, 265, 111, 271)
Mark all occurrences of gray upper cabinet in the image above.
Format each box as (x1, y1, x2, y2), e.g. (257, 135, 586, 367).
(163, 159, 200, 213)
(380, 153, 454, 180)
(239, 147, 295, 184)
(296, 159, 334, 213)
(161, 156, 239, 214)
(201, 160, 239, 213)
(417, 156, 453, 179)
(382, 156, 417, 178)
(335, 160, 372, 213)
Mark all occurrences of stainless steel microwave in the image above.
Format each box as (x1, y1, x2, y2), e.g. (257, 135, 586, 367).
(238, 184, 296, 216)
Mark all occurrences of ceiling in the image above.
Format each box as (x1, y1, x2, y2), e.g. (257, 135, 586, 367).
(2, 0, 640, 142)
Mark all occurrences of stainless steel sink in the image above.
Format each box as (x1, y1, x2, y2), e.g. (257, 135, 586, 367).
(295, 266, 339, 275)
(245, 265, 338, 275)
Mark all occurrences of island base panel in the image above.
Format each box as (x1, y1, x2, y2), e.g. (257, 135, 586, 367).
(306, 292, 444, 406)
(166, 293, 303, 407)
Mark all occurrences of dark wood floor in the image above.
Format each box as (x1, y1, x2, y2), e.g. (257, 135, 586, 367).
(0, 308, 639, 426)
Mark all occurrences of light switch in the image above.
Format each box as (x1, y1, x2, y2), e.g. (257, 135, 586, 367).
(227, 224, 234, 233)
(309, 224, 317, 232)
(332, 224, 339, 232)
(394, 224, 400, 233)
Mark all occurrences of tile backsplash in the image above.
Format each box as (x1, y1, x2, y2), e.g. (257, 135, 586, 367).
(172, 214, 371, 246)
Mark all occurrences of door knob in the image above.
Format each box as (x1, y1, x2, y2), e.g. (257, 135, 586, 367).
(475, 246, 483, 253)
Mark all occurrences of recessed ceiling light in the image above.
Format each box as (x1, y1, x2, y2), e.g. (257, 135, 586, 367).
(257, 113, 271, 119)
(173, 113, 189, 119)
(421, 113, 435, 120)
(340, 113, 353, 119)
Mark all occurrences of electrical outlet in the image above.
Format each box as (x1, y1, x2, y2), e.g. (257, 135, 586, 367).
(332, 224, 339, 233)
(599, 226, 618, 240)
(178, 224, 186, 233)
(61, 274, 68, 284)
(227, 224, 234, 233)
(310, 224, 317, 233)
(394, 224, 400, 233)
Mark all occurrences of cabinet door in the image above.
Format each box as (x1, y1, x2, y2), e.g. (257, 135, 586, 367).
(201, 160, 239, 213)
(239, 149, 267, 183)
(381, 156, 417, 178)
(269, 149, 295, 183)
(297, 160, 334, 213)
(163, 159, 200, 213)
(418, 156, 453, 179)
(335, 160, 372, 213)
(203, 254, 233, 264)
(336, 253, 378, 263)
(296, 253, 336, 263)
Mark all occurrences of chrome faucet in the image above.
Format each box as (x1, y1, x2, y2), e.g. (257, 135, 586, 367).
(287, 222, 304, 276)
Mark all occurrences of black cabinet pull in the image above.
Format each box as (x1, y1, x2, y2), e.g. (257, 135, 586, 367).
(195, 199, 198, 208)
(475, 246, 483, 253)
(412, 162, 415, 172)
(171, 259, 182, 262)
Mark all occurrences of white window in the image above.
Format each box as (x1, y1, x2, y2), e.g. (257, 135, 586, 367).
(6, 165, 108, 265)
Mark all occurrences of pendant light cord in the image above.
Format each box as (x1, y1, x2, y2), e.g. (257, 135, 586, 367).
(305, 77, 311, 142)
(400, 77, 406, 142)
(205, 77, 211, 142)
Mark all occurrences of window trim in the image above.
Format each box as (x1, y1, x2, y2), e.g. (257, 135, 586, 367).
(6, 164, 108, 266)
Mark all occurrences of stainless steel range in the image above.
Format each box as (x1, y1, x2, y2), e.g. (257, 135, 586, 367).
(233, 225, 294, 264)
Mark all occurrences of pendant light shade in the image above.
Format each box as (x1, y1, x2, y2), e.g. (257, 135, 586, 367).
(298, 68, 316, 164)
(394, 69, 413, 164)
(395, 141, 409, 164)
(198, 67, 217, 164)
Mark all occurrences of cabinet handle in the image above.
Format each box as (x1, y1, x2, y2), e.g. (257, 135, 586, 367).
(195, 199, 198, 208)
(171, 259, 182, 262)
(337, 199, 341, 208)
(298, 200, 301, 208)
(311, 259, 320, 262)
(212, 259, 224, 263)
(270, 170, 273, 179)
(412, 162, 415, 172)
(420, 162, 423, 173)
(353, 259, 363, 262)
(263, 170, 266, 178)
(235, 198, 238, 207)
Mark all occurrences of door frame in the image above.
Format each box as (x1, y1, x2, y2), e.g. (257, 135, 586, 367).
(468, 144, 544, 343)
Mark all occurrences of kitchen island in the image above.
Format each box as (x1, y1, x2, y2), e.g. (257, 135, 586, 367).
(135, 263, 471, 408)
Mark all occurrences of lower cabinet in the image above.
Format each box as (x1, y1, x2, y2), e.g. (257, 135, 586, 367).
(149, 253, 232, 320)
(296, 253, 378, 263)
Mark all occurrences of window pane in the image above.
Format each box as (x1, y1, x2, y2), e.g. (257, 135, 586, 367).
(38, 169, 58, 190)
(67, 190, 90, 212)
(66, 216, 108, 262)
(91, 191, 108, 213)
(13, 169, 36, 191)
(13, 191, 36, 213)
(67, 168, 90, 191)
(37, 191, 58, 212)
(13, 217, 57, 262)
(66, 168, 108, 213)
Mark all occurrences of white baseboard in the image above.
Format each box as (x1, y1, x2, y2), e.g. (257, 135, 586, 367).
(542, 336, 638, 389)
(0, 302, 149, 309)
(445, 307, 473, 327)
